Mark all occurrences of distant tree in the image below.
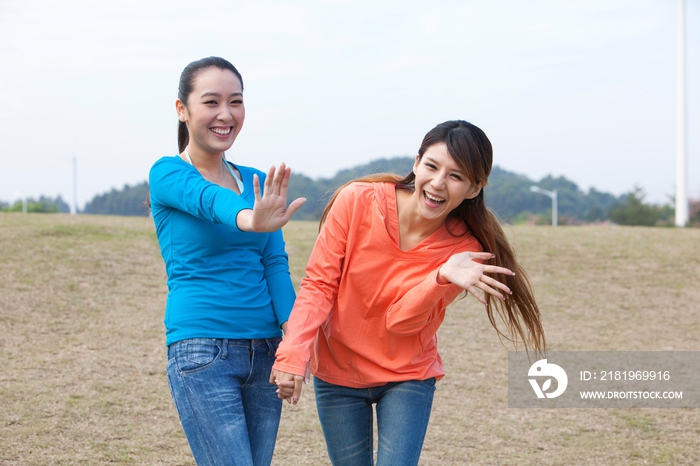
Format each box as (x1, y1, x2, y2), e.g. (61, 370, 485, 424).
(84, 182, 150, 216)
(689, 198, 700, 227)
(608, 186, 669, 226)
(583, 188, 617, 222)
(326, 157, 415, 187)
(287, 157, 415, 220)
(2, 195, 69, 213)
(584, 205, 606, 223)
(483, 167, 535, 220)
(287, 173, 328, 221)
(50, 195, 71, 213)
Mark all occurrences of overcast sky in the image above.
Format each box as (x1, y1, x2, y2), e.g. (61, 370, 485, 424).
(1, 0, 698, 209)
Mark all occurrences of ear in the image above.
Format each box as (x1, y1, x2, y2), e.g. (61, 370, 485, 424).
(412, 155, 421, 175)
(175, 99, 188, 122)
(465, 182, 483, 200)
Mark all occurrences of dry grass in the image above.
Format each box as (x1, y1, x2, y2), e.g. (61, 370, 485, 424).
(1, 213, 699, 465)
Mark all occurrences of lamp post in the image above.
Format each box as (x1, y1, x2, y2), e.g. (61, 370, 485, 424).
(675, 0, 688, 226)
(530, 186, 557, 227)
(13, 191, 27, 214)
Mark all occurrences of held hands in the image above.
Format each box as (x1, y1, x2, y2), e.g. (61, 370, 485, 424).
(269, 369, 305, 404)
(437, 251, 515, 305)
(270, 322, 307, 404)
(237, 163, 306, 232)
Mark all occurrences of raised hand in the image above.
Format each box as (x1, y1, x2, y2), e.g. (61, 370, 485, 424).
(438, 251, 515, 305)
(237, 163, 306, 232)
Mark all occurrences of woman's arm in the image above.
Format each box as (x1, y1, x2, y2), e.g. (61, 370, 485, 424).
(261, 229, 296, 328)
(384, 252, 514, 336)
(149, 157, 248, 227)
(271, 185, 355, 379)
(150, 158, 304, 232)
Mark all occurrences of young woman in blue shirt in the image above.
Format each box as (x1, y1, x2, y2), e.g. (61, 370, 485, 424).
(149, 56, 305, 466)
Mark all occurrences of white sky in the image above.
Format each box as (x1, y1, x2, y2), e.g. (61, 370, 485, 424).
(0, 0, 698, 208)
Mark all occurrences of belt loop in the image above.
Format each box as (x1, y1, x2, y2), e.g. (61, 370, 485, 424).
(265, 338, 275, 357)
(221, 339, 228, 359)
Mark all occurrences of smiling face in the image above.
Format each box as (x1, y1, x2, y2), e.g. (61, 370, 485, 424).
(411, 142, 482, 224)
(176, 67, 245, 156)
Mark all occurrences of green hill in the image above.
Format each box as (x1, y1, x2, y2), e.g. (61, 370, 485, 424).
(73, 157, 680, 225)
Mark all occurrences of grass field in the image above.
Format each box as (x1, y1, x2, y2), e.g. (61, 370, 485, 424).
(1, 212, 699, 465)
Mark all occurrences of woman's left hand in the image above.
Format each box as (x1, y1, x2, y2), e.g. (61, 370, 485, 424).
(438, 251, 515, 305)
(237, 164, 306, 232)
(269, 369, 305, 404)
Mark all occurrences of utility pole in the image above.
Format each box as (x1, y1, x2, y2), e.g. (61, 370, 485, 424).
(72, 157, 77, 215)
(675, 0, 688, 227)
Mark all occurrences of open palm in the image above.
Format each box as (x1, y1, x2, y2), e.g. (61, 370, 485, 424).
(249, 163, 306, 232)
(438, 251, 514, 304)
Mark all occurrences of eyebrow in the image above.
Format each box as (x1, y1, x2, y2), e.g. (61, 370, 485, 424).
(199, 91, 243, 98)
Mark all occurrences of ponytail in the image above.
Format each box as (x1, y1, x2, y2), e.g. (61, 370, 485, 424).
(178, 121, 189, 154)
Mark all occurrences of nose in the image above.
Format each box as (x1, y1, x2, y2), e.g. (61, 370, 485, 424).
(217, 104, 233, 122)
(430, 171, 447, 190)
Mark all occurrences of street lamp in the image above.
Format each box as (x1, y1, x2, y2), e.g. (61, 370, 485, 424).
(13, 191, 27, 214)
(530, 186, 557, 227)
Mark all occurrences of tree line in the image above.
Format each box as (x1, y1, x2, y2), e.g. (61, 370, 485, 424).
(3, 157, 698, 227)
(1, 195, 71, 213)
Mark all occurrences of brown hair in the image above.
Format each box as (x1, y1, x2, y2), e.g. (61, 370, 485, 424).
(320, 120, 545, 355)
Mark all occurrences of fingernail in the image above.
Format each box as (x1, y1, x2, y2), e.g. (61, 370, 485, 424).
(292, 396, 299, 404)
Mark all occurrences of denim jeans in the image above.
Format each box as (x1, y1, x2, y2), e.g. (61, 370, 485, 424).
(314, 377, 437, 466)
(167, 338, 283, 466)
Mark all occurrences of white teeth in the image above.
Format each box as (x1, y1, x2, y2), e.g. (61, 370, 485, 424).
(211, 127, 231, 135)
(424, 191, 445, 203)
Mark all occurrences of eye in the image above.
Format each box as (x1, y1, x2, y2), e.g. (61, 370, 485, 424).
(425, 163, 437, 170)
(451, 173, 464, 181)
(204, 100, 217, 105)
(231, 99, 243, 105)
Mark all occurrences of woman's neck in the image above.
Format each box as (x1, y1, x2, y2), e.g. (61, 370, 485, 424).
(395, 188, 445, 250)
(183, 145, 224, 172)
(181, 145, 240, 192)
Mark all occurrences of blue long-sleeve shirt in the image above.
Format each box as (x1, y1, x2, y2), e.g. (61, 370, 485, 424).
(149, 155, 295, 346)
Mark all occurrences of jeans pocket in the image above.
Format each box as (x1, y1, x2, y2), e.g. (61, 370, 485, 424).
(178, 339, 221, 373)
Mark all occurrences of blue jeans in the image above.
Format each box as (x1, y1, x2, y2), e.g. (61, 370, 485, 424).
(314, 377, 436, 466)
(167, 338, 283, 466)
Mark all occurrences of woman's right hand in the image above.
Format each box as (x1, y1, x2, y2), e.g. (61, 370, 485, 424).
(270, 368, 305, 404)
(437, 251, 515, 305)
(237, 163, 306, 232)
